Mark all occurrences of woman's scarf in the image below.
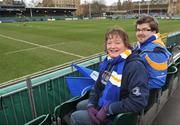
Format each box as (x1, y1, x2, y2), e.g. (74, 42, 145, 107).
(98, 49, 132, 107)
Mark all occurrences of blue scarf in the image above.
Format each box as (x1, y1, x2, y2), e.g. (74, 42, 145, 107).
(139, 35, 156, 49)
(98, 49, 132, 107)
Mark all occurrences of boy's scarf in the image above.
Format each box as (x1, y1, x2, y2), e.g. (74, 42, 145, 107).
(98, 49, 132, 107)
(138, 33, 165, 49)
(139, 34, 157, 49)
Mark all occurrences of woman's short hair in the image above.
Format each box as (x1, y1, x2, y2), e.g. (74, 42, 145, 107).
(104, 26, 132, 52)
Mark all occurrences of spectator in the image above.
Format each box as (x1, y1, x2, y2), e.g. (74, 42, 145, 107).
(134, 15, 171, 89)
(70, 26, 149, 125)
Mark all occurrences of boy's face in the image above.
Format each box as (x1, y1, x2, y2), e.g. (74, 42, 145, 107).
(136, 23, 156, 43)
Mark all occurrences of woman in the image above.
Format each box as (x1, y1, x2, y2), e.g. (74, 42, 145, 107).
(70, 27, 149, 125)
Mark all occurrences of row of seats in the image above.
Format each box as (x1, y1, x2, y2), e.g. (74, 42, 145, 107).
(141, 57, 180, 125)
(24, 92, 89, 125)
(24, 57, 180, 125)
(24, 114, 52, 125)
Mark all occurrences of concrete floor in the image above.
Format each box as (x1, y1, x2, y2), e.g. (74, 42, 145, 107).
(152, 83, 180, 125)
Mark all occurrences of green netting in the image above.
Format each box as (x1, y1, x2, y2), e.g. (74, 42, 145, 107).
(0, 56, 102, 125)
(0, 90, 33, 125)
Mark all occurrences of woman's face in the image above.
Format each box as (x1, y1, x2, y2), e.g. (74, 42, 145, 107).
(106, 34, 127, 58)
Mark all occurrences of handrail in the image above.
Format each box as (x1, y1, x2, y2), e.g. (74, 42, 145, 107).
(0, 52, 105, 88)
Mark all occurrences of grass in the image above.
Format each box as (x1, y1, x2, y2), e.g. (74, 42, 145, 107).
(0, 19, 179, 83)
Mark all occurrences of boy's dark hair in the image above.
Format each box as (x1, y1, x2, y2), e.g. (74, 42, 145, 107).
(135, 16, 159, 33)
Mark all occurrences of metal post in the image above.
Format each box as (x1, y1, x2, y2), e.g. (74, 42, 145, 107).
(30, 8, 33, 17)
(99, 54, 102, 63)
(26, 77, 37, 118)
(0, 96, 3, 110)
(147, 1, 150, 15)
(89, 3, 91, 19)
(71, 63, 74, 72)
(138, 1, 141, 17)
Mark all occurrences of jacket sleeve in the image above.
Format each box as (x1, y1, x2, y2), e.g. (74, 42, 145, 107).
(108, 61, 149, 114)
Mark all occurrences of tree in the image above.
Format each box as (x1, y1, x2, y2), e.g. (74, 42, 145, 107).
(91, 1, 106, 17)
(75, 4, 89, 17)
(117, 0, 122, 10)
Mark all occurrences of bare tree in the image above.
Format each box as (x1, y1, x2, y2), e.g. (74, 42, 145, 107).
(91, 0, 106, 17)
(75, 4, 89, 17)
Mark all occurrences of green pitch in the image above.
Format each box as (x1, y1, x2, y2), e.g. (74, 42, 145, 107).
(0, 19, 179, 83)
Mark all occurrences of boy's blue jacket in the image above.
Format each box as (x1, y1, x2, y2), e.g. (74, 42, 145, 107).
(88, 50, 149, 115)
(135, 34, 171, 89)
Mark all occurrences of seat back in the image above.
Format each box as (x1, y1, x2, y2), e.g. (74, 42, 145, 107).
(24, 114, 52, 125)
(54, 91, 89, 125)
(144, 88, 159, 113)
(113, 112, 138, 125)
(175, 57, 180, 83)
(39, 114, 52, 125)
(162, 64, 177, 92)
(175, 57, 180, 68)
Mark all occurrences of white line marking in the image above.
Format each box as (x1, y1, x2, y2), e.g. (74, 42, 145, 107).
(5, 47, 39, 55)
(5, 43, 65, 55)
(0, 34, 84, 58)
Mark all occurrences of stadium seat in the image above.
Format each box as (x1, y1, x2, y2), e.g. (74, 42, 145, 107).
(162, 64, 177, 92)
(144, 88, 160, 113)
(24, 114, 52, 125)
(112, 112, 138, 125)
(167, 46, 172, 52)
(141, 88, 161, 125)
(53, 91, 89, 125)
(175, 57, 180, 75)
(158, 64, 178, 112)
(171, 57, 180, 92)
(111, 89, 157, 125)
(175, 57, 180, 69)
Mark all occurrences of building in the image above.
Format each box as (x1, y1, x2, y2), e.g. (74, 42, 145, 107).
(0, 0, 23, 5)
(0, 0, 78, 18)
(150, 0, 169, 4)
(0, 0, 25, 17)
(117, 0, 169, 15)
(168, 0, 180, 15)
(43, 0, 80, 8)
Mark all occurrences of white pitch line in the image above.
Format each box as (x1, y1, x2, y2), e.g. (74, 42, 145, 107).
(5, 47, 40, 55)
(5, 43, 65, 55)
(0, 34, 84, 58)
